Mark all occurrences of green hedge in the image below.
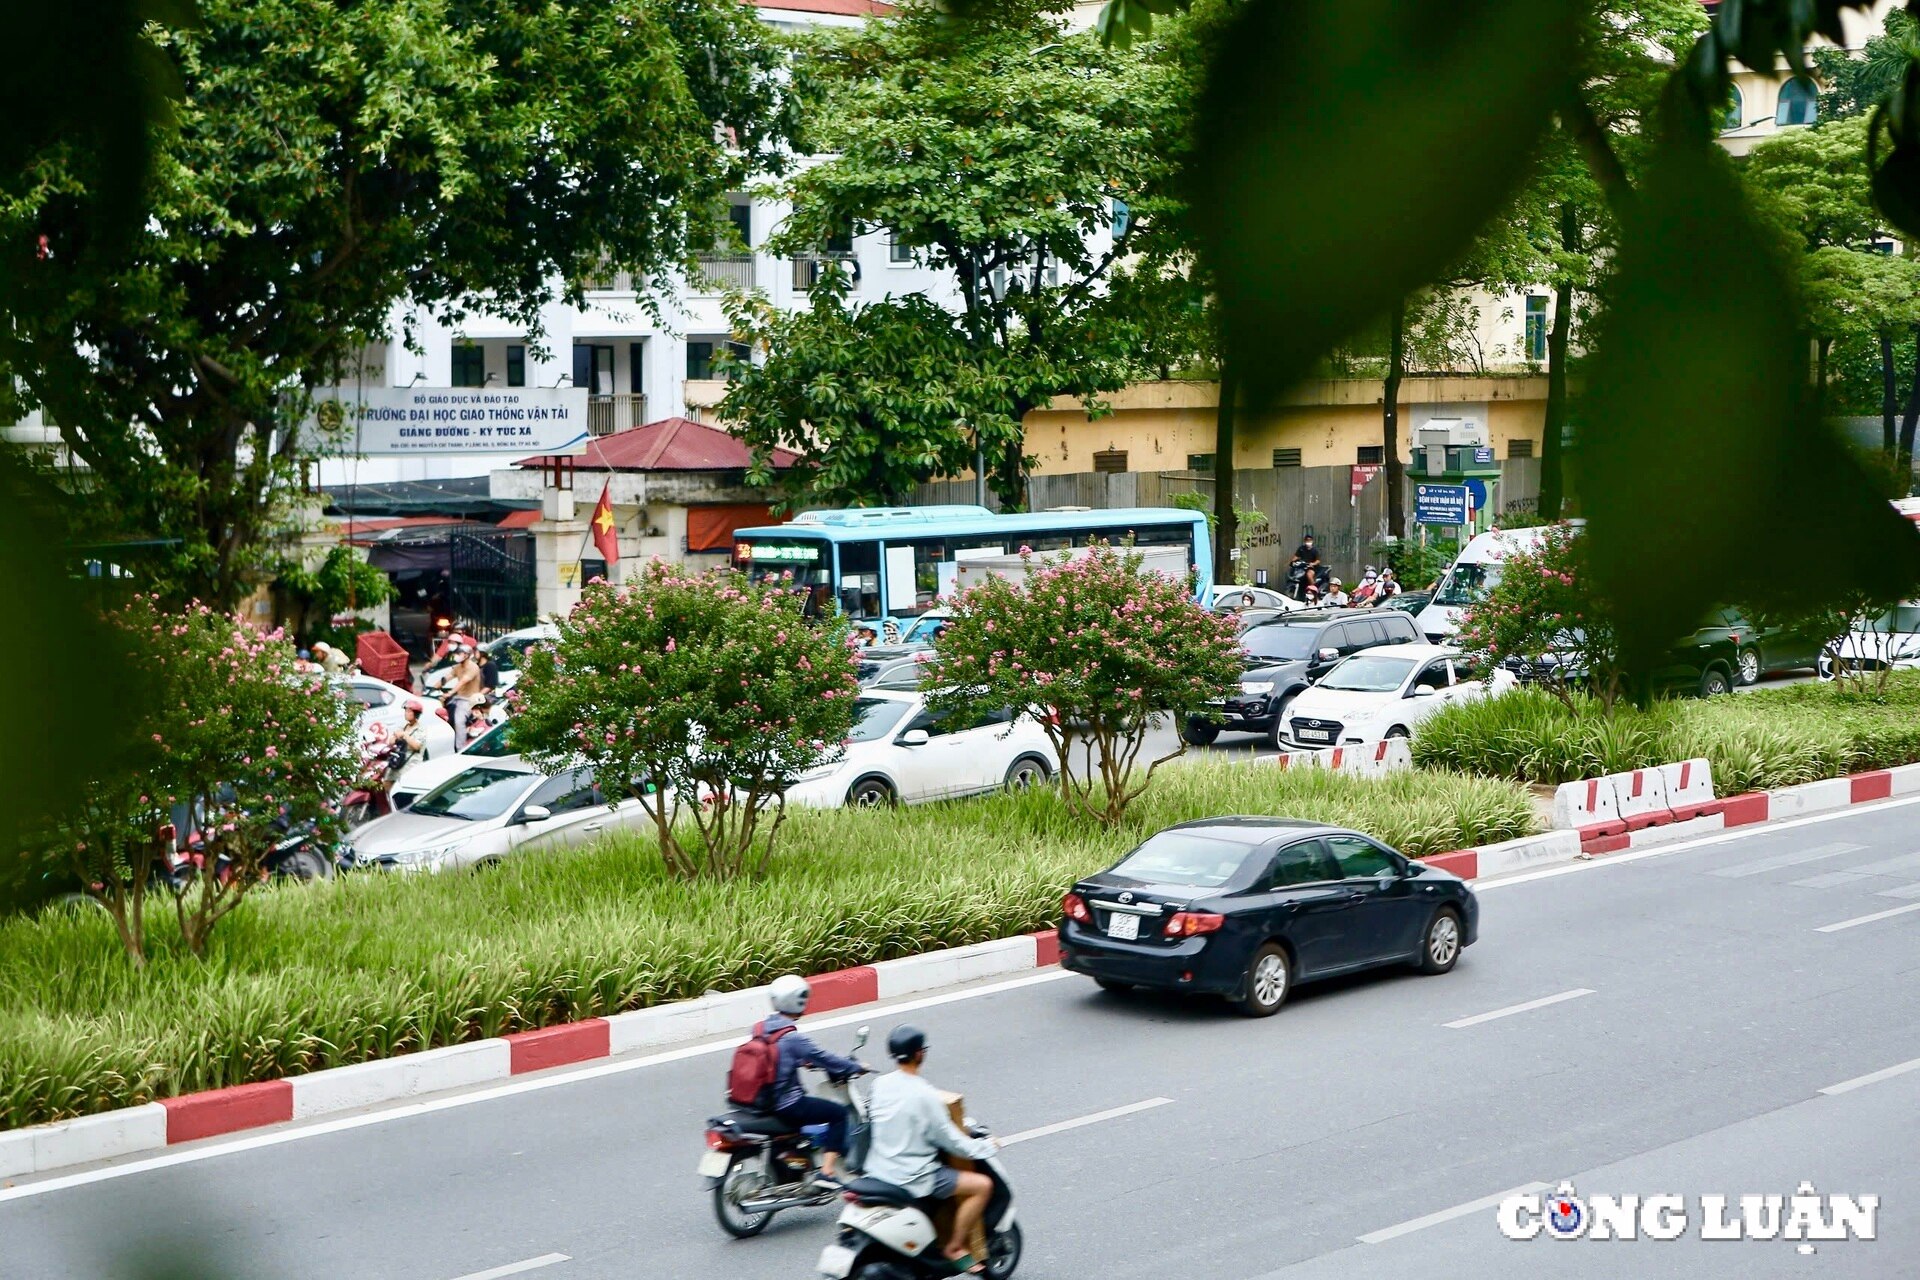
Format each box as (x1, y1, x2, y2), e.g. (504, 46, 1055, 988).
(0, 761, 1533, 1130)
(1414, 675, 1920, 794)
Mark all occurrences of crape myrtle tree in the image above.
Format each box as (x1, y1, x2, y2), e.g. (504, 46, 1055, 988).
(924, 543, 1242, 824)
(1452, 525, 1625, 711)
(0, 0, 800, 607)
(725, 0, 1183, 509)
(511, 565, 861, 878)
(24, 596, 360, 964)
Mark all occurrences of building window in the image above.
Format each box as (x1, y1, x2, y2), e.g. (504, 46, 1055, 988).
(1721, 83, 1744, 133)
(1092, 449, 1129, 473)
(505, 345, 526, 388)
(687, 339, 748, 381)
(1272, 448, 1302, 468)
(1111, 198, 1131, 241)
(889, 232, 912, 264)
(628, 343, 645, 395)
(1525, 295, 1548, 362)
(1356, 445, 1385, 465)
(1776, 77, 1817, 127)
(573, 344, 614, 395)
(825, 225, 854, 255)
(1187, 453, 1215, 473)
(1507, 438, 1535, 459)
(451, 345, 485, 388)
(727, 201, 752, 251)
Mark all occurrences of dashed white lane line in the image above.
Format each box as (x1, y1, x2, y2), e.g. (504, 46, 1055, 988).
(1814, 901, 1920, 933)
(1356, 1182, 1548, 1245)
(1715, 842, 1863, 878)
(1820, 1055, 1920, 1096)
(998, 1097, 1173, 1147)
(450, 1254, 569, 1280)
(1443, 988, 1593, 1030)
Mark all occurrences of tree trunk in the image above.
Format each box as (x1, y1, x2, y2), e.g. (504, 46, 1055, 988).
(1213, 363, 1238, 584)
(1384, 298, 1407, 539)
(1540, 206, 1578, 521)
(1815, 335, 1833, 421)
(1882, 330, 1898, 455)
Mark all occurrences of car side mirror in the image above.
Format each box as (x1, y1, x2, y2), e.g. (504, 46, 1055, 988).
(1407, 686, 1435, 698)
(1317, 648, 1339, 663)
(852, 1025, 870, 1051)
(518, 804, 552, 824)
(899, 729, 930, 747)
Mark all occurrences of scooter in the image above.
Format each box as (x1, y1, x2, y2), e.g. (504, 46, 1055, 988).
(701, 1026, 873, 1239)
(816, 1114, 1022, 1280)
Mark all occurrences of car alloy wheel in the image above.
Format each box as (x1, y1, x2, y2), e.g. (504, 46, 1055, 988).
(1236, 943, 1291, 1017)
(1699, 667, 1731, 698)
(848, 778, 895, 808)
(1419, 910, 1461, 974)
(1004, 756, 1048, 791)
(1737, 648, 1761, 686)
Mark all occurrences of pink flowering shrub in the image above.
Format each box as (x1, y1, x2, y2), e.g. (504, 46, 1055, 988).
(924, 543, 1243, 824)
(30, 595, 359, 964)
(1454, 523, 1623, 709)
(512, 561, 860, 878)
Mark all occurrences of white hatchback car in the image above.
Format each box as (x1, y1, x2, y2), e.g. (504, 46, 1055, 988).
(342, 759, 652, 873)
(784, 689, 1057, 808)
(340, 674, 457, 760)
(1282, 643, 1508, 749)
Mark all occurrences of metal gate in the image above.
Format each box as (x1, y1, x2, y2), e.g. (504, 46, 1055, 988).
(448, 531, 536, 641)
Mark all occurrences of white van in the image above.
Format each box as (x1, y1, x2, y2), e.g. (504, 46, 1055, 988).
(1415, 523, 1579, 643)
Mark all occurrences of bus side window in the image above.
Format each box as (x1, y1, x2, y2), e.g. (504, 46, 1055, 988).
(839, 540, 881, 617)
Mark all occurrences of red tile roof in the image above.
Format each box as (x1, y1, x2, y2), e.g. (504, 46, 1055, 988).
(516, 417, 799, 472)
(495, 509, 542, 529)
(751, 0, 893, 13)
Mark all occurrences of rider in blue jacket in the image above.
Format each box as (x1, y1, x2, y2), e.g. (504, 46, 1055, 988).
(762, 974, 863, 1183)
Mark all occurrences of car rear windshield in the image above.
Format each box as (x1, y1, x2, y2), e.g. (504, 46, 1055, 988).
(1108, 831, 1260, 888)
(1318, 655, 1417, 692)
(1241, 624, 1319, 662)
(848, 698, 913, 743)
(411, 766, 534, 821)
(1864, 605, 1920, 634)
(462, 721, 515, 758)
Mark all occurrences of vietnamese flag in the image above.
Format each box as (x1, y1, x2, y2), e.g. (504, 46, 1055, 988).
(590, 481, 619, 568)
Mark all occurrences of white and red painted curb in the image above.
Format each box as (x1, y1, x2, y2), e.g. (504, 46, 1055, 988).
(1266, 738, 1414, 776)
(0, 930, 1062, 1183)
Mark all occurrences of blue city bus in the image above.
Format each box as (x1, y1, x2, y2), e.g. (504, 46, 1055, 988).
(731, 505, 1214, 620)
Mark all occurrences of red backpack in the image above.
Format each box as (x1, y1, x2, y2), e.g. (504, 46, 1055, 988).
(726, 1019, 795, 1109)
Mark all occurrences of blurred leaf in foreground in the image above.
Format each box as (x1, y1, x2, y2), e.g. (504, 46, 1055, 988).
(1185, 0, 1583, 403)
(1579, 127, 1920, 677)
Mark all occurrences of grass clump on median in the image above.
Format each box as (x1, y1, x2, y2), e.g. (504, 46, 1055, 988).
(0, 760, 1533, 1130)
(1414, 674, 1920, 793)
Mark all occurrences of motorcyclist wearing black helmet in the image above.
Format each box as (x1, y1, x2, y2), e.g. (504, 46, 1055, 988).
(864, 1025, 998, 1273)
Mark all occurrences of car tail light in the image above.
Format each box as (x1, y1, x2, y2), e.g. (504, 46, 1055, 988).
(1061, 892, 1091, 924)
(1165, 911, 1225, 938)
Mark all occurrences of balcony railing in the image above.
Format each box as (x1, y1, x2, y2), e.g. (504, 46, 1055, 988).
(581, 268, 637, 293)
(587, 393, 647, 437)
(692, 254, 756, 294)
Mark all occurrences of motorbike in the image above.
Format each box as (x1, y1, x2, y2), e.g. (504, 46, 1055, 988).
(341, 729, 411, 829)
(701, 1026, 873, 1239)
(816, 1112, 1022, 1280)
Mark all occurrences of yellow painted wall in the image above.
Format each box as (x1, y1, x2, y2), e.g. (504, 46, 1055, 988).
(1025, 377, 1549, 474)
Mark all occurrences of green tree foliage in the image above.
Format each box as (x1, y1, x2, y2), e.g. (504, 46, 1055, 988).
(925, 544, 1242, 823)
(511, 565, 861, 878)
(20, 597, 359, 963)
(0, 0, 799, 608)
(1453, 525, 1623, 710)
(273, 546, 395, 646)
(1813, 8, 1917, 120)
(728, 0, 1182, 507)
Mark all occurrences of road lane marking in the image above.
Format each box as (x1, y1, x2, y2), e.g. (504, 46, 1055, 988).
(1475, 795, 1920, 891)
(1357, 1182, 1549, 1244)
(1444, 989, 1593, 1029)
(998, 1097, 1173, 1147)
(1820, 1055, 1920, 1096)
(1877, 883, 1920, 899)
(451, 1255, 569, 1280)
(1795, 851, 1920, 888)
(1713, 842, 1863, 878)
(0, 969, 1078, 1204)
(1815, 901, 1920, 933)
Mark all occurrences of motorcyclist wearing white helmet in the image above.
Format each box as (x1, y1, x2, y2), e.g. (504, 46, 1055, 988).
(763, 975, 864, 1184)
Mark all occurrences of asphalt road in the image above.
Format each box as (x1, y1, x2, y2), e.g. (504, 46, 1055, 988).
(6, 794, 1918, 1279)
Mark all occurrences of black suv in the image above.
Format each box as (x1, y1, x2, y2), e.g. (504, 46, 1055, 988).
(1501, 623, 1741, 698)
(1183, 610, 1423, 748)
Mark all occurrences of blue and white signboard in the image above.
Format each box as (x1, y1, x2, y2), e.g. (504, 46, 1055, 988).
(1414, 483, 1470, 526)
(306, 386, 590, 456)
(1472, 446, 1495, 465)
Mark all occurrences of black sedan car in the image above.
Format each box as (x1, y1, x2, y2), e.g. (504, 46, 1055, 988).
(1059, 818, 1476, 1016)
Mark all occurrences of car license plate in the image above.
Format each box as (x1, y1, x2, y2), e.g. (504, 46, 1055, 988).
(1105, 912, 1140, 941)
(1297, 727, 1330, 742)
(697, 1151, 731, 1178)
(817, 1243, 859, 1278)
